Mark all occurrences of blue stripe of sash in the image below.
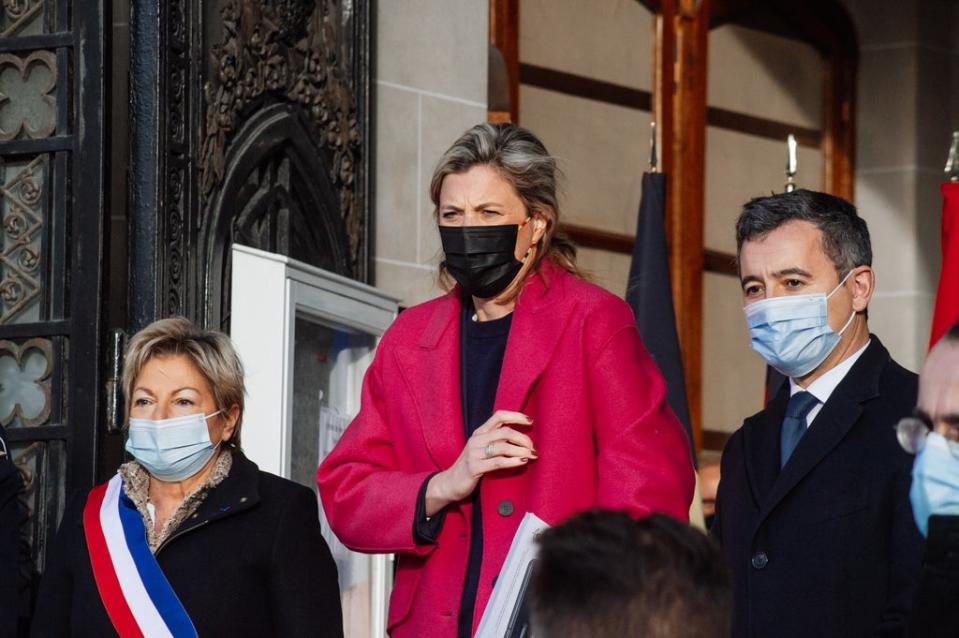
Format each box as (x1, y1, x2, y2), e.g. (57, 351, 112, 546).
(117, 490, 199, 638)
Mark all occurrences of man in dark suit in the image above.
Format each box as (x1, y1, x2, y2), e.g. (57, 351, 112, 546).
(0, 424, 22, 638)
(713, 189, 923, 637)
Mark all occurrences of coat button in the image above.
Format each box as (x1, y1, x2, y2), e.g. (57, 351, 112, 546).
(497, 500, 514, 517)
(751, 551, 768, 570)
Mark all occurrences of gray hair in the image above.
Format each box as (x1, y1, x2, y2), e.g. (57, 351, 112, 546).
(430, 122, 580, 297)
(735, 189, 872, 277)
(122, 317, 246, 448)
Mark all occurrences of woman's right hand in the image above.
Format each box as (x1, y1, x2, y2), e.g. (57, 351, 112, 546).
(425, 410, 537, 517)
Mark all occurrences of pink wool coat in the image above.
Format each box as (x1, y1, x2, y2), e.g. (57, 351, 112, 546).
(317, 260, 695, 637)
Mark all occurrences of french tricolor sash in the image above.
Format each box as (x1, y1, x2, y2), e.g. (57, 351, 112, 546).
(83, 473, 199, 638)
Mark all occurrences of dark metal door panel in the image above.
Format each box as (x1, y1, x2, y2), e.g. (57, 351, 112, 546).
(0, 0, 107, 613)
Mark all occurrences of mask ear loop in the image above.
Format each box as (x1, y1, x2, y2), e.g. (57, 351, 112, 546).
(826, 268, 856, 299)
(203, 410, 231, 448)
(837, 309, 857, 336)
(827, 270, 858, 336)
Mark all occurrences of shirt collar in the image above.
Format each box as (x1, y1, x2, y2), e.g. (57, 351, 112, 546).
(790, 339, 871, 404)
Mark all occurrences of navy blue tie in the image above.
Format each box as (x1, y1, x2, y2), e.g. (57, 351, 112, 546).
(780, 391, 819, 468)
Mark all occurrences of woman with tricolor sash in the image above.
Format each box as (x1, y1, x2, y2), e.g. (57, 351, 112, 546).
(31, 318, 343, 637)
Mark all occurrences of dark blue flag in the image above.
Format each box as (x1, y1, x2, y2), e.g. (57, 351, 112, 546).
(625, 172, 696, 463)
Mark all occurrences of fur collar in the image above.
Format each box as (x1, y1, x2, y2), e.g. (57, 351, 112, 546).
(119, 451, 233, 552)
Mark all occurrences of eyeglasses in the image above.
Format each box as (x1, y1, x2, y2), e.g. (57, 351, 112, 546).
(896, 413, 959, 459)
(896, 416, 930, 454)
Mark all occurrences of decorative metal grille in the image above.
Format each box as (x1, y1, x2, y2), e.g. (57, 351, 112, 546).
(0, 337, 52, 427)
(0, 155, 45, 324)
(0, 0, 47, 38)
(0, 51, 56, 140)
(10, 438, 64, 576)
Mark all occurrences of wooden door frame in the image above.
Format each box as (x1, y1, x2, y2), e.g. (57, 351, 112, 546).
(488, 0, 857, 453)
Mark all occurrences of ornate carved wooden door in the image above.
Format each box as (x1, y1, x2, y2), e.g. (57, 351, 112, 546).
(128, 0, 372, 333)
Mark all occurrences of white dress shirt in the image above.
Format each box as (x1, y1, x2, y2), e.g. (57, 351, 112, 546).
(788, 339, 871, 427)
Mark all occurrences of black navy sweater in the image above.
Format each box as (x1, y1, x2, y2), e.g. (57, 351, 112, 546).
(413, 300, 512, 638)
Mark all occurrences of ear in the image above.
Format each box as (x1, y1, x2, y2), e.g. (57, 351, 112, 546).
(849, 265, 875, 312)
(530, 211, 548, 245)
(221, 404, 241, 442)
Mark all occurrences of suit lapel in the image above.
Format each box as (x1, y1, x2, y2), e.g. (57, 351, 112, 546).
(756, 338, 887, 525)
(743, 387, 788, 510)
(395, 293, 466, 469)
(495, 263, 575, 411)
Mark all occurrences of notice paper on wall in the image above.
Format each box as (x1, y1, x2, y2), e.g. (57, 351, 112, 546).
(475, 512, 550, 638)
(318, 403, 351, 461)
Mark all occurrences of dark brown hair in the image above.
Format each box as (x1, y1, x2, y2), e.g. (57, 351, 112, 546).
(530, 511, 731, 638)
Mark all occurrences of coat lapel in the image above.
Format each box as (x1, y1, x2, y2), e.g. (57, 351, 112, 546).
(494, 263, 576, 411)
(742, 386, 788, 510)
(756, 338, 887, 526)
(395, 293, 466, 469)
(394, 263, 577, 468)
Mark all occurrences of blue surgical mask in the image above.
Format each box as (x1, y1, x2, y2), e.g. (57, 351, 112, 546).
(743, 271, 856, 378)
(125, 411, 222, 482)
(910, 431, 959, 537)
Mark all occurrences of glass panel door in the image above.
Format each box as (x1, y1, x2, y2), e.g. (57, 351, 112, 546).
(291, 314, 377, 637)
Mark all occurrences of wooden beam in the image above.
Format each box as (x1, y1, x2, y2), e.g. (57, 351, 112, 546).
(519, 63, 821, 148)
(656, 0, 710, 454)
(702, 429, 732, 451)
(822, 53, 856, 199)
(562, 223, 635, 254)
(563, 223, 738, 278)
(704, 249, 737, 277)
(489, 0, 519, 124)
(707, 106, 820, 149)
(519, 64, 653, 111)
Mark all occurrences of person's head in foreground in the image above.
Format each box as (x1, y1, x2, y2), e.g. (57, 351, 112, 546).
(736, 188, 874, 384)
(529, 511, 731, 638)
(122, 316, 244, 481)
(900, 320, 959, 536)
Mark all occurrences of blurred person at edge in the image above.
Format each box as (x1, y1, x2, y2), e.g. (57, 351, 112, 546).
(902, 320, 959, 638)
(712, 190, 923, 637)
(31, 318, 343, 637)
(529, 510, 731, 638)
(317, 122, 695, 638)
(0, 422, 23, 638)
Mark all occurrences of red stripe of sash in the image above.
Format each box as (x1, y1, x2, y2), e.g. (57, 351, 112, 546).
(83, 481, 146, 638)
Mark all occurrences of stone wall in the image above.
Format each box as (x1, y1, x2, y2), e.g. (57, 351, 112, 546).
(372, 0, 489, 307)
(841, 0, 958, 372)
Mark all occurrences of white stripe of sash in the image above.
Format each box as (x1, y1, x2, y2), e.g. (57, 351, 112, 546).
(99, 475, 175, 638)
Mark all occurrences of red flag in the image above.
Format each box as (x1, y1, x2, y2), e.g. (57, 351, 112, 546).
(930, 182, 959, 347)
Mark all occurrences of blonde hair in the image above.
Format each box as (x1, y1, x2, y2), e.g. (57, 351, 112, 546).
(122, 317, 246, 448)
(430, 122, 581, 303)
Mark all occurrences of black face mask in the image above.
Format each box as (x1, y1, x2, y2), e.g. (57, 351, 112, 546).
(439, 224, 524, 298)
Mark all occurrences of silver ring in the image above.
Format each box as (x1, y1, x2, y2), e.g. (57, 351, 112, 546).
(484, 442, 496, 459)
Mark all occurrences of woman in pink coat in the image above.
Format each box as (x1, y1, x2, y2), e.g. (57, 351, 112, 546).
(317, 123, 695, 637)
